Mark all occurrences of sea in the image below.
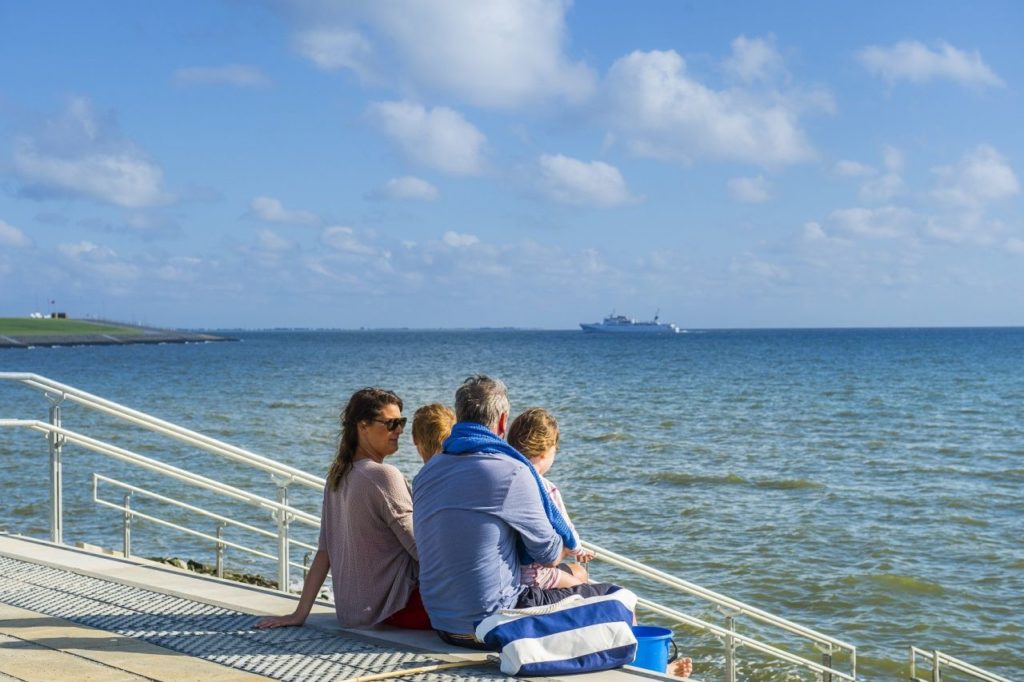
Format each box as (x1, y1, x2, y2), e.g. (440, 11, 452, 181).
(1, 328, 1021, 680)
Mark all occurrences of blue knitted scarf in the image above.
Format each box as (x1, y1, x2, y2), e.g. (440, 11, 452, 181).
(443, 421, 578, 563)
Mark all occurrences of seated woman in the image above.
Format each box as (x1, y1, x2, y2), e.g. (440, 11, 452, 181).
(256, 387, 430, 630)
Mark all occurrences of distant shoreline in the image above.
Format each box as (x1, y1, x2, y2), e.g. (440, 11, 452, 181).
(0, 317, 237, 349)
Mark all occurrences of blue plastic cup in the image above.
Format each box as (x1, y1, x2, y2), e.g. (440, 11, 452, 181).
(631, 625, 678, 672)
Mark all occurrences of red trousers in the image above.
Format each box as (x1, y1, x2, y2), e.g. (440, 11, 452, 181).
(382, 588, 432, 630)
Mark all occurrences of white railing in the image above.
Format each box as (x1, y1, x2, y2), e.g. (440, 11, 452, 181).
(93, 474, 318, 577)
(1, 417, 319, 590)
(0, 373, 323, 489)
(1, 372, 859, 680)
(908, 647, 1012, 682)
(585, 540, 857, 681)
(0, 372, 323, 590)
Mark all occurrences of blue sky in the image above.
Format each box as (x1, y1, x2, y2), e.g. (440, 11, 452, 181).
(1, 1, 1021, 329)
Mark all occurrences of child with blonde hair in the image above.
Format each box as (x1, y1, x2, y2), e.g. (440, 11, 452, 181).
(412, 403, 456, 464)
(507, 407, 595, 589)
(509, 408, 692, 677)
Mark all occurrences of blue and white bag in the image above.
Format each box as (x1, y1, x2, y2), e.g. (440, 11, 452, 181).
(475, 588, 638, 676)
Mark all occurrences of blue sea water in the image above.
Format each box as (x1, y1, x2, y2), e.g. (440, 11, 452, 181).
(1, 328, 1022, 679)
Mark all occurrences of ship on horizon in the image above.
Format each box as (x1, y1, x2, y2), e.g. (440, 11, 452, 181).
(580, 311, 681, 334)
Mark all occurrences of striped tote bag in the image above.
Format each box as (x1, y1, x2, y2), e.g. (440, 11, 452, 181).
(475, 588, 638, 676)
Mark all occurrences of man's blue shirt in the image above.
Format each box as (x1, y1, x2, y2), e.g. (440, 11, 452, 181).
(412, 450, 563, 634)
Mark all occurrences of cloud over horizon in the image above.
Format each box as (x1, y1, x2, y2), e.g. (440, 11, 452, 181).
(602, 48, 825, 167)
(248, 196, 320, 225)
(368, 176, 439, 201)
(367, 101, 487, 175)
(537, 154, 636, 207)
(12, 97, 171, 208)
(857, 40, 1003, 88)
(288, 0, 595, 109)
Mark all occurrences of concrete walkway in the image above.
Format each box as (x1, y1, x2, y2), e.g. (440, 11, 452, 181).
(0, 534, 673, 682)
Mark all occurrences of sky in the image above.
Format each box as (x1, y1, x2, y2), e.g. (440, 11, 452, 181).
(0, 1, 1022, 330)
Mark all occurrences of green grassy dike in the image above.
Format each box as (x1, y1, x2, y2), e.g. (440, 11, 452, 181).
(0, 317, 144, 336)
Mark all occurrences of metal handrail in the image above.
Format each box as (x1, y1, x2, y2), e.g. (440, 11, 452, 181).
(0, 420, 319, 527)
(94, 473, 291, 543)
(586, 540, 855, 653)
(0, 372, 323, 490)
(636, 597, 855, 681)
(585, 540, 856, 680)
(93, 474, 317, 573)
(0, 417, 319, 591)
(909, 646, 1011, 682)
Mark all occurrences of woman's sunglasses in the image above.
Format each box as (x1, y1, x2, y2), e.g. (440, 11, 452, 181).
(372, 417, 407, 431)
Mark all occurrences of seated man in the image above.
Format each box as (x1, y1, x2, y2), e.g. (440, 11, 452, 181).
(413, 374, 622, 648)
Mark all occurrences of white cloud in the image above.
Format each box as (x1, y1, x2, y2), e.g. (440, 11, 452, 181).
(728, 175, 770, 203)
(293, 28, 376, 80)
(156, 256, 203, 282)
(12, 97, 170, 208)
(834, 160, 875, 177)
(830, 206, 919, 239)
(1006, 238, 1024, 255)
(931, 145, 1019, 208)
(730, 253, 790, 281)
(370, 176, 439, 201)
(249, 196, 320, 225)
(289, 1, 595, 109)
(320, 225, 378, 256)
(840, 147, 904, 202)
(802, 221, 827, 241)
(857, 40, 1003, 88)
(56, 240, 140, 281)
(537, 154, 636, 207)
(603, 49, 819, 166)
(724, 35, 784, 83)
(173, 65, 271, 88)
(257, 229, 295, 252)
(368, 101, 486, 175)
(923, 213, 1005, 245)
(442, 231, 480, 248)
(0, 220, 31, 247)
(860, 173, 903, 202)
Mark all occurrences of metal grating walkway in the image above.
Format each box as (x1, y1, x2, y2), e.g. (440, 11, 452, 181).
(0, 556, 513, 682)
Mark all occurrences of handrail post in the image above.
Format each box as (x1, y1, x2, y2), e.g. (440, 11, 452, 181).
(215, 522, 226, 578)
(932, 650, 940, 682)
(816, 642, 835, 682)
(46, 394, 65, 544)
(274, 476, 291, 593)
(724, 614, 737, 682)
(123, 493, 132, 557)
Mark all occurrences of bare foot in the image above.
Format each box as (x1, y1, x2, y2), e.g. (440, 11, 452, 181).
(668, 657, 693, 679)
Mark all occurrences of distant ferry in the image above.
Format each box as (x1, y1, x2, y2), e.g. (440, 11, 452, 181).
(580, 311, 680, 334)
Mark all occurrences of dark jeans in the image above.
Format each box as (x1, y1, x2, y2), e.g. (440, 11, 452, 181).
(437, 582, 621, 651)
(516, 581, 620, 608)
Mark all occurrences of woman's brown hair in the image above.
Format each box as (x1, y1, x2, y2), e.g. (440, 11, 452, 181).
(326, 387, 403, 490)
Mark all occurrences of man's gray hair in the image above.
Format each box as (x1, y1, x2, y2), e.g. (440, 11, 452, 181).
(455, 375, 510, 428)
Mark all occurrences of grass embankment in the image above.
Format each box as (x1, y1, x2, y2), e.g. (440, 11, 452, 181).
(0, 318, 144, 337)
